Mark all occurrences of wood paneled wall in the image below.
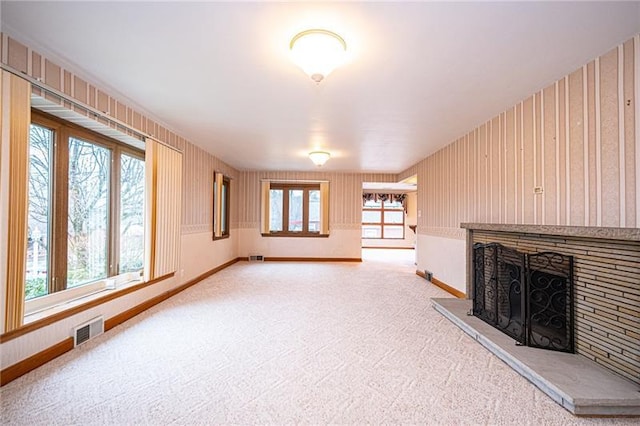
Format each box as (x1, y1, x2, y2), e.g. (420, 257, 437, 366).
(400, 36, 639, 239)
(238, 171, 397, 230)
(0, 33, 239, 236)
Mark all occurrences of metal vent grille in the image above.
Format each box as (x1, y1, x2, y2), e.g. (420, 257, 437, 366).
(73, 316, 104, 347)
(248, 255, 264, 262)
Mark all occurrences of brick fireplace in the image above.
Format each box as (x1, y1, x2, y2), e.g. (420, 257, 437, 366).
(462, 223, 639, 386)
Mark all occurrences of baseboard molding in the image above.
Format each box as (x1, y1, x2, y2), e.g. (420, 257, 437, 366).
(238, 257, 362, 262)
(1, 338, 74, 386)
(416, 270, 466, 299)
(0, 258, 239, 387)
(362, 246, 414, 250)
(264, 257, 362, 262)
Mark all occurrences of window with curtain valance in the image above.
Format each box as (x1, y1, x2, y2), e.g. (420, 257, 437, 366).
(362, 193, 407, 212)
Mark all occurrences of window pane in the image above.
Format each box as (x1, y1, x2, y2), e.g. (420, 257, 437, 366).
(308, 189, 320, 232)
(363, 199, 381, 209)
(384, 200, 403, 209)
(67, 137, 110, 287)
(362, 225, 382, 238)
(288, 189, 303, 232)
(384, 211, 404, 224)
(362, 210, 381, 223)
(384, 225, 404, 239)
(221, 181, 228, 233)
(26, 124, 53, 300)
(120, 154, 145, 274)
(270, 189, 283, 231)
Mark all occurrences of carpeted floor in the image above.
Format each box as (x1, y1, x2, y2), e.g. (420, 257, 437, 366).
(1, 257, 634, 425)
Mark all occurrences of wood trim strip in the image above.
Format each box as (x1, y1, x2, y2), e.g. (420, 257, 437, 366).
(0, 259, 240, 386)
(105, 258, 239, 331)
(0, 273, 174, 343)
(0, 337, 73, 386)
(361, 246, 415, 250)
(264, 257, 362, 262)
(415, 270, 466, 299)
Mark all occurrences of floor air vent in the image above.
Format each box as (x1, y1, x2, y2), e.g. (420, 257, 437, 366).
(73, 316, 104, 347)
(248, 254, 264, 262)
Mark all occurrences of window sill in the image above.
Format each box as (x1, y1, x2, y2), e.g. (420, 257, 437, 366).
(24, 273, 143, 324)
(261, 233, 329, 238)
(1, 272, 173, 343)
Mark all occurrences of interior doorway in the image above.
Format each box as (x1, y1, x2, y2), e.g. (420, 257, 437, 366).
(361, 175, 417, 269)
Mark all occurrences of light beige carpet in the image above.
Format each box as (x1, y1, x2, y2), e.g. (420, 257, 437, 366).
(0, 257, 633, 425)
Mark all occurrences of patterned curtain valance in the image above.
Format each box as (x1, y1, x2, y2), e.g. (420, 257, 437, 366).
(362, 193, 408, 211)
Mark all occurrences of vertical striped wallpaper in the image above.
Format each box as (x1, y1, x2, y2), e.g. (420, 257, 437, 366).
(400, 36, 639, 239)
(237, 171, 397, 229)
(181, 142, 238, 234)
(0, 33, 240, 236)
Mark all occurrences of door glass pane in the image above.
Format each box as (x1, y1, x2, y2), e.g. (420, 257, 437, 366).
(362, 210, 381, 223)
(384, 225, 404, 239)
(119, 154, 144, 274)
(308, 189, 320, 232)
(26, 124, 53, 300)
(269, 189, 283, 231)
(288, 189, 303, 232)
(67, 137, 110, 287)
(362, 225, 382, 238)
(384, 210, 404, 224)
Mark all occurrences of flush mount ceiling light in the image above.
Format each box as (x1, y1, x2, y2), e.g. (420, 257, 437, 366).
(309, 151, 331, 166)
(290, 29, 347, 83)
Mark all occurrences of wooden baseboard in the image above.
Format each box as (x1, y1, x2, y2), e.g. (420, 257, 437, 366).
(264, 257, 362, 262)
(0, 258, 240, 387)
(237, 257, 362, 262)
(361, 246, 414, 250)
(1, 338, 74, 386)
(415, 270, 466, 299)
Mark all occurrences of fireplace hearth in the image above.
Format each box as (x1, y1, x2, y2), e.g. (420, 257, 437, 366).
(472, 242, 574, 353)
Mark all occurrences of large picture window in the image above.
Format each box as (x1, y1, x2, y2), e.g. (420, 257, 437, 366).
(362, 198, 405, 239)
(26, 111, 145, 302)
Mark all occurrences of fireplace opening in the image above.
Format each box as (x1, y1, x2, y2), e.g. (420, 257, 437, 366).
(472, 242, 574, 353)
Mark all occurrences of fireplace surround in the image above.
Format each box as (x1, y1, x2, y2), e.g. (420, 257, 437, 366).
(462, 223, 640, 386)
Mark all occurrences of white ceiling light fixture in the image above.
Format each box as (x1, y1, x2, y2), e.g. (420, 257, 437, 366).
(309, 151, 331, 166)
(290, 29, 347, 83)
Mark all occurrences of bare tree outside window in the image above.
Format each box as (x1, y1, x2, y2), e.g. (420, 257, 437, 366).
(67, 137, 110, 287)
(26, 114, 146, 301)
(120, 154, 145, 273)
(26, 124, 53, 300)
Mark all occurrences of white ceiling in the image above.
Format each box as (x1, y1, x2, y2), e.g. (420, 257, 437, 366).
(2, 1, 639, 173)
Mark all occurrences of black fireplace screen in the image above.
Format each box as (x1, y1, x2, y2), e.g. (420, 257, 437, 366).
(472, 242, 574, 353)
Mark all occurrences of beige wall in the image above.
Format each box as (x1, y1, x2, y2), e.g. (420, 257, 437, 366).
(400, 36, 639, 292)
(237, 171, 396, 258)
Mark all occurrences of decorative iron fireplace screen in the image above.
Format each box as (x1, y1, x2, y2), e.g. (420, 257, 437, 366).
(472, 243, 574, 353)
